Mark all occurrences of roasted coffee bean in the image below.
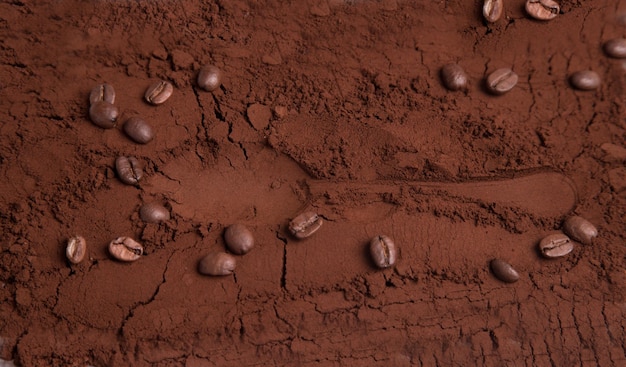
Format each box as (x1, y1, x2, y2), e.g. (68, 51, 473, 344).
(197, 65, 223, 92)
(123, 117, 154, 144)
(538, 233, 574, 258)
(369, 235, 397, 269)
(109, 237, 143, 262)
(89, 83, 115, 105)
(569, 70, 601, 91)
(490, 258, 519, 283)
(224, 224, 254, 255)
(483, 0, 503, 23)
(603, 38, 626, 59)
(525, 0, 559, 21)
(89, 101, 119, 129)
(562, 215, 597, 245)
(288, 211, 323, 239)
(66, 236, 87, 264)
(144, 80, 173, 105)
(440, 64, 468, 91)
(115, 156, 143, 185)
(198, 252, 236, 276)
(486, 68, 518, 95)
(139, 202, 170, 223)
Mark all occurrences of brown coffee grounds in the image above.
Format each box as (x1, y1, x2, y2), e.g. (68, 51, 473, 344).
(1, 0, 626, 366)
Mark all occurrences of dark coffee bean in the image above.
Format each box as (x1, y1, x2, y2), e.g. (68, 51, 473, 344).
(486, 68, 518, 95)
(139, 202, 170, 223)
(89, 101, 119, 129)
(569, 70, 601, 91)
(66, 235, 86, 264)
(109, 237, 143, 262)
(369, 235, 397, 268)
(483, 0, 503, 23)
(289, 211, 323, 239)
(603, 38, 626, 59)
(538, 233, 574, 258)
(145, 80, 173, 105)
(198, 252, 236, 276)
(224, 224, 254, 255)
(562, 216, 597, 245)
(525, 0, 559, 20)
(197, 65, 223, 92)
(115, 156, 143, 185)
(490, 259, 519, 283)
(89, 83, 115, 105)
(123, 117, 154, 144)
(440, 64, 469, 91)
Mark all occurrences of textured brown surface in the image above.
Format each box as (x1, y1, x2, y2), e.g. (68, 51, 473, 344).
(1, 0, 626, 366)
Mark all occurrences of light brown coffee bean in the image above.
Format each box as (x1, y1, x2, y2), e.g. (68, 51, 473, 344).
(483, 0, 503, 23)
(144, 80, 173, 105)
(89, 101, 119, 129)
(440, 64, 468, 91)
(525, 0, 559, 21)
(569, 70, 601, 91)
(108, 237, 143, 262)
(89, 83, 115, 105)
(139, 202, 170, 223)
(66, 236, 87, 264)
(562, 215, 597, 245)
(603, 38, 626, 59)
(490, 258, 519, 283)
(369, 235, 397, 269)
(288, 211, 323, 239)
(538, 233, 574, 258)
(123, 117, 154, 144)
(115, 156, 143, 185)
(486, 68, 518, 95)
(198, 252, 236, 276)
(224, 224, 254, 255)
(197, 65, 223, 92)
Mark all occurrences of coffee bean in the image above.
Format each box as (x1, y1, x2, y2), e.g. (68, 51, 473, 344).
(603, 38, 626, 59)
(288, 211, 323, 239)
(198, 252, 236, 276)
(440, 64, 469, 91)
(197, 65, 223, 92)
(109, 237, 143, 262)
(144, 80, 173, 105)
(483, 0, 503, 23)
(562, 215, 597, 245)
(115, 156, 143, 185)
(139, 202, 170, 223)
(485, 68, 518, 95)
(369, 235, 397, 269)
(569, 70, 601, 91)
(490, 258, 519, 283)
(66, 235, 87, 264)
(89, 101, 119, 129)
(538, 233, 574, 258)
(123, 117, 154, 144)
(224, 224, 254, 255)
(89, 83, 115, 105)
(525, 0, 559, 21)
